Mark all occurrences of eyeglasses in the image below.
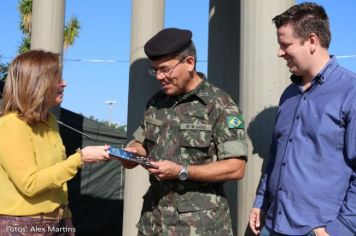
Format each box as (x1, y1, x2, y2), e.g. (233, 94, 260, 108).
(147, 58, 186, 77)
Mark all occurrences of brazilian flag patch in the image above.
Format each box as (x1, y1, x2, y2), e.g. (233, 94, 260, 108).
(226, 115, 244, 129)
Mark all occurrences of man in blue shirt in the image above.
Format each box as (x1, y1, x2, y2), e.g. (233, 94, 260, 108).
(249, 3, 356, 236)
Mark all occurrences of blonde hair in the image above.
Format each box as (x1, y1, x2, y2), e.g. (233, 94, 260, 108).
(1, 50, 62, 125)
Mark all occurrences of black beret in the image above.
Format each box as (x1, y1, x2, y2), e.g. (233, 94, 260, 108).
(144, 28, 192, 60)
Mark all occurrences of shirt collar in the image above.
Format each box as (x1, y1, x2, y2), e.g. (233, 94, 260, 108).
(41, 112, 57, 128)
(192, 73, 210, 105)
(172, 72, 209, 105)
(290, 55, 338, 86)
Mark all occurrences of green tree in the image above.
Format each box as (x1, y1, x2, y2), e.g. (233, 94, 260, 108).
(19, 37, 31, 54)
(64, 16, 80, 49)
(18, 0, 81, 53)
(18, 0, 32, 38)
(0, 0, 81, 80)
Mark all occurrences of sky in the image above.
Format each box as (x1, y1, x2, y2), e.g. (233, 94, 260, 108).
(0, 0, 355, 126)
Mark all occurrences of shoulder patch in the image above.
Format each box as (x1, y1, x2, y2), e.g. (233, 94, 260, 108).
(226, 115, 244, 129)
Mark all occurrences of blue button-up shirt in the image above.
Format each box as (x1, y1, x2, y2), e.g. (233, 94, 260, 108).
(254, 56, 356, 236)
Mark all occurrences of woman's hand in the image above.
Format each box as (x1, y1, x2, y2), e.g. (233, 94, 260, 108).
(81, 145, 110, 163)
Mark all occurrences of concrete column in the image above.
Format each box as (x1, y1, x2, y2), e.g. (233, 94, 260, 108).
(31, 0, 65, 118)
(238, 1, 294, 236)
(124, 1, 164, 235)
(208, 1, 240, 102)
(207, 2, 241, 235)
(31, 0, 65, 54)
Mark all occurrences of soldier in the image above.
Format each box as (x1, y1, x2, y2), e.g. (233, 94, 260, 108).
(121, 28, 247, 235)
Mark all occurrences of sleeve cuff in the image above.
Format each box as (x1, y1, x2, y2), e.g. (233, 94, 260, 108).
(217, 140, 248, 160)
(66, 152, 83, 169)
(326, 217, 355, 236)
(253, 194, 268, 211)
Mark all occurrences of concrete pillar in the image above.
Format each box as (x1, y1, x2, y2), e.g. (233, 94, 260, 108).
(31, 0, 65, 54)
(208, 1, 295, 235)
(208, 1, 240, 102)
(124, 1, 164, 235)
(207, 2, 241, 235)
(238, 1, 294, 236)
(31, 0, 65, 118)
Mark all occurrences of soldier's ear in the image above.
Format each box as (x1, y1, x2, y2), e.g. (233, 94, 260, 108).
(185, 56, 195, 72)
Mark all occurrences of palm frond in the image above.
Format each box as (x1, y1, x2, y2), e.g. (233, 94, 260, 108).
(18, 37, 31, 53)
(64, 16, 80, 49)
(18, 0, 32, 36)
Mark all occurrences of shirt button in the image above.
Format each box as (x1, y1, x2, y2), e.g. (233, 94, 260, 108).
(289, 139, 292, 142)
(278, 211, 282, 215)
(296, 115, 299, 119)
(279, 187, 282, 190)
(303, 97, 306, 100)
(282, 162, 286, 166)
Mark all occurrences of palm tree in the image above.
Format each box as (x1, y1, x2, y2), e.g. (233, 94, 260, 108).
(17, 0, 81, 53)
(19, 37, 31, 54)
(18, 0, 32, 37)
(0, 0, 81, 80)
(0, 0, 32, 80)
(64, 16, 80, 49)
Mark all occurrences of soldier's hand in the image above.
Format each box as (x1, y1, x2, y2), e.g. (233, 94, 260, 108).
(120, 147, 139, 169)
(147, 160, 181, 180)
(249, 208, 264, 235)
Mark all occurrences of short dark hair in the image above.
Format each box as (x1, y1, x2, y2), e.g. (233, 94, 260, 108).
(175, 41, 197, 69)
(272, 2, 331, 48)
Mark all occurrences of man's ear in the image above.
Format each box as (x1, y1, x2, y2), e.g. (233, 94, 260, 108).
(309, 33, 318, 54)
(185, 56, 195, 72)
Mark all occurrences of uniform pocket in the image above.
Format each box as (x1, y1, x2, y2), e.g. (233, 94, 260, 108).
(179, 124, 212, 147)
(175, 191, 218, 213)
(179, 125, 212, 163)
(144, 117, 163, 143)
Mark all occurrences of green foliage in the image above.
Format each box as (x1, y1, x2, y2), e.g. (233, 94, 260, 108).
(17, 0, 32, 54)
(17, 0, 80, 51)
(0, 1, 82, 80)
(0, 59, 9, 81)
(88, 115, 127, 132)
(64, 16, 80, 49)
(18, 0, 32, 36)
(18, 37, 31, 53)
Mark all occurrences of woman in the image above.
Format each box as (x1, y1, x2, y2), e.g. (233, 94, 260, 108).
(0, 50, 110, 235)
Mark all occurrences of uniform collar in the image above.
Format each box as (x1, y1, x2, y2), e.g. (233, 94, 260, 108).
(172, 72, 209, 106)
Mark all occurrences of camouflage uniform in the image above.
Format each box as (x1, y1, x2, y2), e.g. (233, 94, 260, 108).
(133, 73, 247, 236)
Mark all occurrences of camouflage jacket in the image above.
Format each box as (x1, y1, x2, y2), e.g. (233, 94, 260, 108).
(133, 75, 247, 235)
